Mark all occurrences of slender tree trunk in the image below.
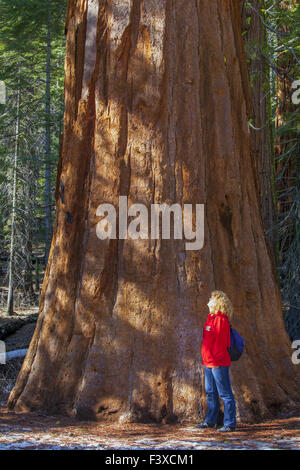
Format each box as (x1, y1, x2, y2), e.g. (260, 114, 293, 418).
(23, 230, 36, 304)
(274, 0, 298, 250)
(44, 0, 53, 265)
(34, 256, 40, 293)
(275, 58, 298, 257)
(7, 72, 21, 316)
(8, 0, 300, 423)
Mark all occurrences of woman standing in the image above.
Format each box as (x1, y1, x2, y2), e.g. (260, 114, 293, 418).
(197, 290, 236, 432)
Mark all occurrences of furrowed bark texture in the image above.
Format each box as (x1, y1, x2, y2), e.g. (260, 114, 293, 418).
(8, 0, 300, 423)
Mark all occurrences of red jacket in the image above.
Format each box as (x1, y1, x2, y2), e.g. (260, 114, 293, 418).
(201, 311, 231, 367)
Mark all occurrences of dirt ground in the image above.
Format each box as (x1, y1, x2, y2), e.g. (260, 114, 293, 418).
(0, 309, 299, 450)
(0, 408, 299, 450)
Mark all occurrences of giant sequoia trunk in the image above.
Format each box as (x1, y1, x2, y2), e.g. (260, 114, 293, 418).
(8, 0, 300, 423)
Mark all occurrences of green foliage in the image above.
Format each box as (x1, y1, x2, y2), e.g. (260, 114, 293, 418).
(0, 0, 67, 304)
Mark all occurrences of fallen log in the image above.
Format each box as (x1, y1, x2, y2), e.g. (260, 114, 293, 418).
(0, 313, 38, 340)
(0, 348, 28, 364)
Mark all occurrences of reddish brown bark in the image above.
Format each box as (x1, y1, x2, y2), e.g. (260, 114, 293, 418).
(8, 0, 300, 424)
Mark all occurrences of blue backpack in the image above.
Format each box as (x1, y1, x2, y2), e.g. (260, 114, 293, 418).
(227, 326, 245, 361)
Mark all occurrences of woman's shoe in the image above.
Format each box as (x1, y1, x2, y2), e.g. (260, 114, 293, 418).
(217, 425, 236, 432)
(195, 422, 217, 429)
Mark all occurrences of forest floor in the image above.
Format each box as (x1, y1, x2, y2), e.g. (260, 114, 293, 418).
(0, 309, 299, 450)
(0, 409, 299, 450)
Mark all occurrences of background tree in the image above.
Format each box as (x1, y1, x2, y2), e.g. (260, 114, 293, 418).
(240, 0, 276, 261)
(271, 0, 300, 341)
(0, 0, 67, 311)
(240, 0, 300, 341)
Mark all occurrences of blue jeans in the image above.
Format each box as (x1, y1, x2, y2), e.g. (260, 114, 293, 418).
(203, 366, 236, 428)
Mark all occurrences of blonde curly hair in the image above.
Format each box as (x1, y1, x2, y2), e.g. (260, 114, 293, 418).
(209, 290, 234, 319)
